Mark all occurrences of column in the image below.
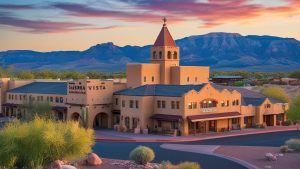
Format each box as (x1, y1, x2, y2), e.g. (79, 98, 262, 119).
(273, 114, 277, 126)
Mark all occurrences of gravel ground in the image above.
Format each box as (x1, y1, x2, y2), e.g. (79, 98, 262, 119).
(76, 158, 157, 169)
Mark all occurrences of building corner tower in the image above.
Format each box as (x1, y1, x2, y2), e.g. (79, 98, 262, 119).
(150, 17, 180, 84)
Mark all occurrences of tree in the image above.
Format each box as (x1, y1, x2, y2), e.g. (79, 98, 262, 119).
(261, 87, 289, 103)
(21, 101, 53, 121)
(16, 71, 35, 79)
(290, 69, 300, 79)
(287, 94, 300, 123)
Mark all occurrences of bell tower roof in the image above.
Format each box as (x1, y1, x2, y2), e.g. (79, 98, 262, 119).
(153, 17, 176, 47)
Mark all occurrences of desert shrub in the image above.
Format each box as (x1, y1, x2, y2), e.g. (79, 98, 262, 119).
(177, 162, 201, 169)
(286, 139, 300, 151)
(279, 145, 289, 153)
(129, 146, 155, 165)
(160, 161, 201, 169)
(0, 118, 94, 168)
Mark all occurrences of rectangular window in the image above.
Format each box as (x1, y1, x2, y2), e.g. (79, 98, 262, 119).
(47, 96, 49, 102)
(236, 100, 239, 105)
(162, 101, 166, 108)
(176, 101, 180, 109)
(144, 76, 146, 82)
(55, 97, 59, 103)
(232, 100, 235, 106)
(60, 97, 63, 103)
(157, 100, 161, 108)
(12, 95, 14, 100)
(227, 100, 229, 107)
(171, 101, 175, 109)
(24, 95, 27, 100)
(50, 97, 53, 102)
(129, 100, 134, 108)
(122, 100, 125, 107)
(41, 96, 44, 101)
(19, 95, 22, 100)
(8, 94, 11, 100)
(188, 102, 192, 109)
(193, 102, 197, 109)
(37, 96, 40, 101)
(135, 100, 139, 108)
(115, 98, 119, 105)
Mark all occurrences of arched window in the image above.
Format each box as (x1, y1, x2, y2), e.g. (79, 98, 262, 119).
(152, 76, 154, 82)
(200, 99, 217, 108)
(153, 51, 156, 59)
(159, 51, 162, 59)
(144, 76, 146, 82)
(173, 51, 178, 59)
(187, 77, 190, 82)
(167, 51, 171, 59)
(195, 77, 198, 82)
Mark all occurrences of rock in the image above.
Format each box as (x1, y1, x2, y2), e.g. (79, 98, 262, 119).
(87, 153, 102, 166)
(61, 165, 76, 169)
(265, 153, 277, 161)
(46, 160, 62, 169)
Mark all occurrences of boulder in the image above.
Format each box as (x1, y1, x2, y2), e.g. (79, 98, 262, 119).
(46, 160, 62, 169)
(87, 153, 102, 166)
(61, 165, 76, 169)
(265, 153, 277, 161)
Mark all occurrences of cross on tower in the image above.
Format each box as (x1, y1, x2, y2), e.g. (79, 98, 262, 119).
(163, 17, 167, 26)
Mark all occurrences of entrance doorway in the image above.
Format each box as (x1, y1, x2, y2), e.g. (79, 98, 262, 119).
(209, 120, 217, 132)
(94, 113, 108, 129)
(71, 112, 80, 121)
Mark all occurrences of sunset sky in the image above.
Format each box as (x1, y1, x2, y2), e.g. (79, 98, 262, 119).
(0, 0, 300, 51)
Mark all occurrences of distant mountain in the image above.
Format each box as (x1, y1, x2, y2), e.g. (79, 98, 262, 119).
(1, 32, 300, 72)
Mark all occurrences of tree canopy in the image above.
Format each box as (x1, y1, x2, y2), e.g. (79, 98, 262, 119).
(261, 87, 289, 103)
(287, 94, 300, 122)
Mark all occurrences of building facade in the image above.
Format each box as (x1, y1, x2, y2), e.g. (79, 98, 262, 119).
(0, 19, 288, 136)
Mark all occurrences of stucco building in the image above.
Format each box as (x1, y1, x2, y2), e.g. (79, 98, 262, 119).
(0, 19, 288, 136)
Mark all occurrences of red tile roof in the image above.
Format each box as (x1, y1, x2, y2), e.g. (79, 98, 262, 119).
(153, 26, 176, 47)
(187, 112, 241, 122)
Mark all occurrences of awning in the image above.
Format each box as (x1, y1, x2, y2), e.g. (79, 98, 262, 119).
(187, 112, 241, 122)
(112, 110, 120, 114)
(151, 114, 183, 121)
(52, 106, 67, 111)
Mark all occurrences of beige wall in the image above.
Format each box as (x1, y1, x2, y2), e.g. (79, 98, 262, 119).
(183, 84, 241, 117)
(126, 64, 161, 88)
(171, 66, 209, 85)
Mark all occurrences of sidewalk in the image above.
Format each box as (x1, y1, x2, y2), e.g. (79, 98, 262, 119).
(94, 125, 300, 142)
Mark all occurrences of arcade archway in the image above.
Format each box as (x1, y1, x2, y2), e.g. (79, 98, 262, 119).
(94, 112, 108, 129)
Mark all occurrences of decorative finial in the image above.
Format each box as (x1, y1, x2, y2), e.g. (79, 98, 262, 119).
(163, 17, 167, 26)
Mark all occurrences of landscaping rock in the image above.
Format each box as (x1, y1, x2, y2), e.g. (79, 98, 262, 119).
(46, 160, 62, 169)
(87, 153, 102, 166)
(265, 153, 277, 161)
(61, 165, 76, 169)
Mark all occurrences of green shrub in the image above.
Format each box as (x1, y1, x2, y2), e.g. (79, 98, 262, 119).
(286, 139, 300, 151)
(177, 162, 201, 169)
(160, 161, 201, 169)
(0, 118, 94, 168)
(161, 161, 175, 169)
(129, 146, 155, 165)
(279, 145, 289, 153)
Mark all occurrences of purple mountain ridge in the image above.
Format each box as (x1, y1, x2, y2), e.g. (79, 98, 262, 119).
(1, 32, 299, 72)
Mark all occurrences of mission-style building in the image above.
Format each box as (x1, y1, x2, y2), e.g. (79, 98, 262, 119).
(0, 19, 288, 136)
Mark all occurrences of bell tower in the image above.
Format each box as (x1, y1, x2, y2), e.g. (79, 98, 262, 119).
(150, 17, 180, 84)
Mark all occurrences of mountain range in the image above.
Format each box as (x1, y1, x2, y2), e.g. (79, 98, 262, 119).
(1, 32, 300, 72)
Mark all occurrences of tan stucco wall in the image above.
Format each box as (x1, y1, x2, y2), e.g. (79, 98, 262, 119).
(126, 64, 161, 88)
(171, 66, 209, 85)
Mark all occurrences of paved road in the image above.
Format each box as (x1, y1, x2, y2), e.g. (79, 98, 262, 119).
(93, 131, 300, 169)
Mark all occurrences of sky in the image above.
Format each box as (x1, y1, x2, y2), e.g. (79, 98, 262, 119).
(0, 0, 300, 51)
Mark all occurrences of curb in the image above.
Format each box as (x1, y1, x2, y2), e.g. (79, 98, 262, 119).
(95, 127, 299, 143)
